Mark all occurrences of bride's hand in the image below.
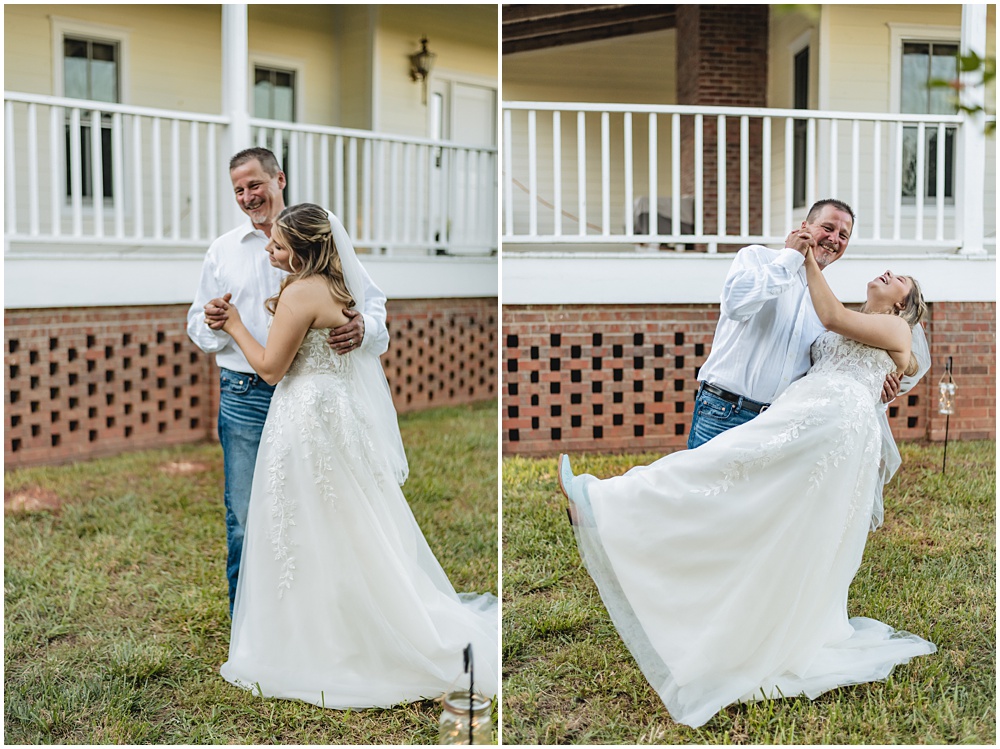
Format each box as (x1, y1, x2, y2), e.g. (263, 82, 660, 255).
(220, 301, 242, 333)
(802, 242, 818, 269)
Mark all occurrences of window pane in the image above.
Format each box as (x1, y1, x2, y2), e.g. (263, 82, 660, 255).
(64, 38, 88, 59)
(91, 41, 115, 62)
(254, 79, 273, 118)
(901, 127, 919, 197)
(901, 42, 929, 114)
(91, 58, 118, 103)
(64, 56, 89, 99)
(928, 44, 958, 114)
(273, 86, 294, 121)
(430, 92, 444, 140)
(254, 67, 295, 122)
(793, 48, 809, 109)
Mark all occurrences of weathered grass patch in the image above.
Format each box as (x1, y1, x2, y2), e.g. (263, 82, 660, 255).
(502, 440, 995, 744)
(5, 400, 498, 745)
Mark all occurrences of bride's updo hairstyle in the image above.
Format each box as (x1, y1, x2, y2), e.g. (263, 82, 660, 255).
(265, 203, 355, 315)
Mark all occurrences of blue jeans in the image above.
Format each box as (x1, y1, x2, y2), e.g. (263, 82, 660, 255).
(686, 384, 762, 450)
(217, 368, 276, 615)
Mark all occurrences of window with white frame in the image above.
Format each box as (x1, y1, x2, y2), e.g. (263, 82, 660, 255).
(62, 35, 119, 201)
(253, 66, 296, 122)
(901, 40, 958, 201)
(253, 65, 296, 203)
(792, 45, 810, 209)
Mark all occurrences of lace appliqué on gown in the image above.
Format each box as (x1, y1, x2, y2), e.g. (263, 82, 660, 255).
(571, 331, 935, 728)
(221, 329, 499, 708)
(262, 330, 385, 597)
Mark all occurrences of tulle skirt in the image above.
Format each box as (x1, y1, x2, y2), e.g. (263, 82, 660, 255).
(570, 371, 935, 727)
(220, 370, 498, 708)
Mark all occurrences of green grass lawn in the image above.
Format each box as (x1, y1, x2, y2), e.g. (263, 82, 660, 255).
(4, 400, 498, 745)
(502, 440, 996, 745)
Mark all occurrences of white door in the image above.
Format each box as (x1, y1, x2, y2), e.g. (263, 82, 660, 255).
(429, 78, 497, 252)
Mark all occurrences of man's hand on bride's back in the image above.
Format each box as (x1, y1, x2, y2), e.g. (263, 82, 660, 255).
(327, 308, 365, 355)
(881, 372, 901, 404)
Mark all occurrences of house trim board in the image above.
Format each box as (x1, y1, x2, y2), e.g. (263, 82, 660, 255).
(4, 255, 499, 308)
(501, 253, 995, 305)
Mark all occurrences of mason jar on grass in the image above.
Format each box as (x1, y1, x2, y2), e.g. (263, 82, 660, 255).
(438, 690, 492, 745)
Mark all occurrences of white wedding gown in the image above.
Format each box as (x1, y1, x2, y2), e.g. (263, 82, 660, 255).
(569, 331, 936, 728)
(220, 329, 498, 708)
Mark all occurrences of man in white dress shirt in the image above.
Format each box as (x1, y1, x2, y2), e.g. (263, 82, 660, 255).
(186, 147, 389, 614)
(689, 198, 902, 448)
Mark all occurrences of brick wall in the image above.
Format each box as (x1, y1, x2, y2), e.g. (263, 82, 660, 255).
(4, 297, 497, 468)
(924, 302, 996, 441)
(677, 5, 769, 245)
(502, 302, 994, 457)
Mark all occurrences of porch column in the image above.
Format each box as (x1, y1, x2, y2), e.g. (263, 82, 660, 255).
(222, 4, 250, 225)
(957, 4, 987, 255)
(676, 4, 769, 251)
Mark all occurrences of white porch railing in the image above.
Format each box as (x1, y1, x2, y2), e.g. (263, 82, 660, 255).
(250, 117, 497, 255)
(4, 91, 497, 257)
(502, 101, 995, 254)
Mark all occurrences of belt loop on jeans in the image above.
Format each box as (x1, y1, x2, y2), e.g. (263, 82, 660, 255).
(701, 382, 772, 415)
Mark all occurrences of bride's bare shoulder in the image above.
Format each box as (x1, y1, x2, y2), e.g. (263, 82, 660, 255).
(282, 276, 351, 327)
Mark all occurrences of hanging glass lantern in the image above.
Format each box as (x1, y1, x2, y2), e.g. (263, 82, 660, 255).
(439, 643, 492, 745)
(938, 372, 956, 415)
(438, 690, 492, 745)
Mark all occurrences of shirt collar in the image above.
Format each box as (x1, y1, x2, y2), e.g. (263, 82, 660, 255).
(237, 219, 267, 243)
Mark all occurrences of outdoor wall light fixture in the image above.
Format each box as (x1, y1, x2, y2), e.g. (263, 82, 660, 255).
(409, 37, 435, 104)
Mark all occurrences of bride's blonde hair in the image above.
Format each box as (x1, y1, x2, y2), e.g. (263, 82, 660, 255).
(265, 203, 355, 315)
(861, 275, 927, 376)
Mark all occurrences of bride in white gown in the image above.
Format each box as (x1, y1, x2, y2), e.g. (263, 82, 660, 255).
(559, 241, 935, 728)
(212, 203, 497, 708)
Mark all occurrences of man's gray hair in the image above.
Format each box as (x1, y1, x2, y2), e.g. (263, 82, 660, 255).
(229, 147, 282, 176)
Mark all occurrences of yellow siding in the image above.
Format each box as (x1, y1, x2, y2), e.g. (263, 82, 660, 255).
(5, 5, 222, 112)
(824, 4, 963, 113)
(4, 5, 55, 96)
(373, 5, 497, 138)
(249, 5, 339, 126)
(503, 29, 676, 105)
(333, 5, 375, 131)
(504, 30, 677, 237)
(768, 7, 818, 110)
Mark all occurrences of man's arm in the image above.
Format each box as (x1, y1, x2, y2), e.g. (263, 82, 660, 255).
(356, 267, 388, 356)
(327, 263, 390, 356)
(720, 237, 809, 321)
(186, 248, 231, 353)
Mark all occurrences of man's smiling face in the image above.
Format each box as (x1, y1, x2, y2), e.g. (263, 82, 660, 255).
(803, 204, 853, 269)
(230, 158, 286, 230)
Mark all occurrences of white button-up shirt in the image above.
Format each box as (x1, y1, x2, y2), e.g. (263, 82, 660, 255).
(186, 217, 388, 373)
(697, 245, 825, 404)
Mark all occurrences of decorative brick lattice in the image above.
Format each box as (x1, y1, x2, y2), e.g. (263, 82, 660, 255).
(5, 306, 214, 467)
(502, 302, 995, 457)
(5, 297, 498, 468)
(503, 305, 718, 456)
(382, 298, 498, 413)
